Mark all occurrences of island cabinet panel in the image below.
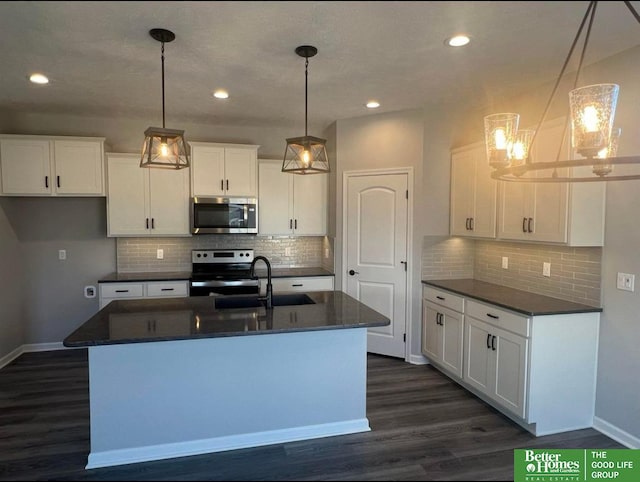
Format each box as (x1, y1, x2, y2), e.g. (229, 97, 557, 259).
(106, 153, 190, 237)
(421, 282, 600, 436)
(259, 276, 334, 295)
(190, 142, 258, 197)
(0, 135, 105, 196)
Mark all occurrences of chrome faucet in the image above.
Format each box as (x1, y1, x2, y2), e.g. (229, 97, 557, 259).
(250, 256, 273, 309)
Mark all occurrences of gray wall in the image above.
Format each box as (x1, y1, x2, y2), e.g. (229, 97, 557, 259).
(0, 200, 24, 357)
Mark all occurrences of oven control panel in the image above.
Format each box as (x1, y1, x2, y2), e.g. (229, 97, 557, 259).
(192, 249, 254, 264)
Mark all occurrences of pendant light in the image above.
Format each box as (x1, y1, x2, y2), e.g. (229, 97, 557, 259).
(140, 28, 189, 170)
(282, 45, 329, 175)
(485, 1, 640, 182)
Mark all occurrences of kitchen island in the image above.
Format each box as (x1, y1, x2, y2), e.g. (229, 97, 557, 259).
(64, 291, 389, 469)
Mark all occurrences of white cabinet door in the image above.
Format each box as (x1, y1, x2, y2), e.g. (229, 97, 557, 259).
(148, 167, 190, 236)
(258, 160, 293, 234)
(0, 138, 52, 194)
(225, 147, 257, 196)
(450, 147, 475, 236)
(497, 181, 530, 241)
(191, 144, 225, 196)
(107, 154, 150, 236)
(464, 317, 492, 394)
(292, 172, 327, 235)
(422, 302, 442, 362)
(492, 325, 528, 418)
(53, 139, 104, 195)
(441, 307, 464, 378)
(473, 149, 497, 238)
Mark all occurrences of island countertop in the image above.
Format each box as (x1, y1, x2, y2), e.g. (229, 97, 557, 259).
(64, 291, 388, 347)
(422, 278, 602, 316)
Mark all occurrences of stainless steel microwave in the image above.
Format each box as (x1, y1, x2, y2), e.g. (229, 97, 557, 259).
(191, 197, 258, 234)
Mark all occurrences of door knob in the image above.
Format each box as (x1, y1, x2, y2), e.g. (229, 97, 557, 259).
(348, 269, 359, 276)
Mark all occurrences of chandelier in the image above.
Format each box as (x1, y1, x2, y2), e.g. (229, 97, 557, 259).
(140, 28, 189, 170)
(485, 1, 640, 182)
(282, 45, 330, 174)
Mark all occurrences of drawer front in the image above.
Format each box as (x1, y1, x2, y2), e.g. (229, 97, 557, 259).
(146, 281, 189, 298)
(466, 299, 530, 337)
(423, 286, 464, 313)
(269, 276, 334, 293)
(100, 283, 144, 298)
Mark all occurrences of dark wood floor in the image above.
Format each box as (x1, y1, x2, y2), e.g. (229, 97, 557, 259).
(0, 349, 622, 481)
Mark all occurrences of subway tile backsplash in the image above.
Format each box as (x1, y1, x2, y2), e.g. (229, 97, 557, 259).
(422, 236, 602, 306)
(117, 235, 328, 273)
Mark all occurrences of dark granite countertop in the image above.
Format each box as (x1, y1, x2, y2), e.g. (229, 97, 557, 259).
(64, 291, 388, 347)
(422, 279, 602, 316)
(98, 268, 334, 283)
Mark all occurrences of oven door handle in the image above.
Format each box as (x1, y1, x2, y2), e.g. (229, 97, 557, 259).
(190, 280, 260, 288)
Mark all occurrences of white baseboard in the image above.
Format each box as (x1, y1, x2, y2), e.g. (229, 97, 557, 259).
(0, 346, 24, 370)
(86, 418, 371, 469)
(408, 354, 429, 365)
(593, 416, 640, 448)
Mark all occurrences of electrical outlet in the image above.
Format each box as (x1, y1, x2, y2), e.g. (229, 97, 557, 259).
(617, 272, 635, 292)
(543, 262, 551, 277)
(324, 248, 330, 259)
(58, 249, 66, 260)
(502, 257, 508, 269)
(285, 247, 292, 257)
(157, 249, 164, 260)
(84, 285, 96, 299)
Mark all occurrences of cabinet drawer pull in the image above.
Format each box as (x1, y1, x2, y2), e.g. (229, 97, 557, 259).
(528, 217, 533, 233)
(292, 284, 303, 287)
(522, 217, 527, 233)
(486, 313, 499, 319)
(115, 289, 129, 293)
(161, 288, 174, 291)
(436, 296, 445, 301)
(486, 333, 491, 349)
(491, 335, 497, 351)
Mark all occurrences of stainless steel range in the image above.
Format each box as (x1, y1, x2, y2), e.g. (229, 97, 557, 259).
(189, 249, 260, 297)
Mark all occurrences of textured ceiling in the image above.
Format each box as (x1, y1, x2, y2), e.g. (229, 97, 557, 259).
(0, 1, 638, 131)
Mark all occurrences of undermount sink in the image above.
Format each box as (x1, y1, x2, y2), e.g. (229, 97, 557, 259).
(214, 293, 316, 310)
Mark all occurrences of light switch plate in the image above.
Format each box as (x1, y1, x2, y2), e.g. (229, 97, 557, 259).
(157, 249, 164, 260)
(285, 247, 292, 257)
(58, 249, 66, 260)
(502, 257, 508, 269)
(617, 272, 635, 292)
(543, 262, 551, 277)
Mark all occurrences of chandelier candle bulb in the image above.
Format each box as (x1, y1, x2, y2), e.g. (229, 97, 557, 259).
(484, 113, 519, 168)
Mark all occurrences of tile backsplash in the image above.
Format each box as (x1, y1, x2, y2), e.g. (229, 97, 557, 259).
(422, 236, 602, 306)
(117, 235, 330, 273)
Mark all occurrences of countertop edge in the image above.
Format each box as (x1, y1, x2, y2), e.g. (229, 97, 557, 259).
(422, 279, 603, 316)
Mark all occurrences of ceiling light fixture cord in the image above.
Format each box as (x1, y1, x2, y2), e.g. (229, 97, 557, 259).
(624, 0, 640, 22)
(305, 56, 309, 137)
(161, 41, 166, 129)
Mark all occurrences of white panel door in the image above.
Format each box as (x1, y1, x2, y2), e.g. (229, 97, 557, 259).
(148, 167, 190, 236)
(54, 139, 104, 195)
(224, 148, 257, 196)
(191, 145, 225, 196)
(346, 173, 408, 358)
(293, 172, 327, 235)
(258, 160, 293, 235)
(107, 154, 149, 236)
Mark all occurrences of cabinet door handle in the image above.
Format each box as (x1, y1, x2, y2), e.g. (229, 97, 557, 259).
(486, 313, 499, 320)
(45, 176, 49, 188)
(436, 296, 445, 301)
(115, 289, 129, 293)
(522, 217, 527, 233)
(57, 175, 60, 188)
(465, 218, 469, 230)
(226, 179, 229, 191)
(161, 288, 174, 291)
(294, 219, 298, 229)
(491, 335, 497, 351)
(487, 333, 492, 349)
(440, 313, 444, 326)
(221, 179, 224, 191)
(151, 218, 155, 229)
(289, 219, 293, 229)
(470, 217, 474, 231)
(146, 218, 149, 229)
(528, 217, 533, 233)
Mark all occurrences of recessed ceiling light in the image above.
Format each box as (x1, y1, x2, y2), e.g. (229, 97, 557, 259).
(213, 90, 229, 99)
(366, 101, 380, 109)
(29, 73, 49, 84)
(446, 35, 471, 47)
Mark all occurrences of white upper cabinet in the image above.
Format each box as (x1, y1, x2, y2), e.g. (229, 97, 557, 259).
(190, 142, 258, 197)
(106, 153, 190, 237)
(258, 159, 327, 236)
(497, 117, 606, 246)
(450, 142, 497, 238)
(0, 135, 105, 196)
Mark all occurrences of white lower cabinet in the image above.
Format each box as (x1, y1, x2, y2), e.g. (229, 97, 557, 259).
(99, 280, 189, 309)
(259, 276, 334, 296)
(422, 299, 464, 379)
(422, 284, 600, 435)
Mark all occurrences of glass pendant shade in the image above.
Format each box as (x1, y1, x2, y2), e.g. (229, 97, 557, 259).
(283, 135, 329, 174)
(592, 126, 621, 177)
(508, 129, 535, 167)
(484, 113, 519, 168)
(140, 127, 189, 169)
(569, 83, 619, 159)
